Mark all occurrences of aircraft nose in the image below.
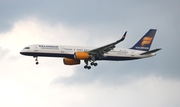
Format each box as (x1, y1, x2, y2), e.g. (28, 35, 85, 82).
(20, 50, 25, 55)
(20, 51, 23, 55)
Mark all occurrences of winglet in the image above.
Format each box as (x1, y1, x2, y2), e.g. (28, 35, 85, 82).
(88, 31, 127, 55)
(116, 31, 127, 43)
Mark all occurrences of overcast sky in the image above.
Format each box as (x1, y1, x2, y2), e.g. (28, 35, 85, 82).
(0, 0, 180, 107)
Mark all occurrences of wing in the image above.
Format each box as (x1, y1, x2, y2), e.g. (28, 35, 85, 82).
(88, 31, 127, 57)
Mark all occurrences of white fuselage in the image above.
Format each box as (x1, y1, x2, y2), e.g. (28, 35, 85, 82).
(20, 44, 155, 61)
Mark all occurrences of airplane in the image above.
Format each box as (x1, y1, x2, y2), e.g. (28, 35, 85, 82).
(20, 29, 161, 69)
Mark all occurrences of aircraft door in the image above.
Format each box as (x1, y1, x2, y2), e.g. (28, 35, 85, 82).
(60, 47, 65, 53)
(34, 45, 38, 52)
(131, 51, 134, 56)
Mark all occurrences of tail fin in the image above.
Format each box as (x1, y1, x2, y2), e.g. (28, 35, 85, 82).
(131, 29, 157, 51)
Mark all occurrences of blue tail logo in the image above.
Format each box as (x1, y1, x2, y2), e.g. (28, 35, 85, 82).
(131, 29, 157, 51)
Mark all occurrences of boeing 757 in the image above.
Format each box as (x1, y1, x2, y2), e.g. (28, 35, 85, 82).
(20, 29, 161, 69)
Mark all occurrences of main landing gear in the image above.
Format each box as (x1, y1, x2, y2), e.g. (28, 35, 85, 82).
(90, 62, 98, 66)
(84, 65, 91, 69)
(34, 56, 39, 65)
(84, 60, 98, 70)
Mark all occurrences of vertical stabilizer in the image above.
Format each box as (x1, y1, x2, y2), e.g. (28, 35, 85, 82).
(131, 29, 157, 51)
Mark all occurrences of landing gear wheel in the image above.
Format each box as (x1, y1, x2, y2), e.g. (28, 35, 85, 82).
(87, 66, 91, 69)
(94, 63, 98, 66)
(84, 65, 91, 69)
(90, 62, 94, 66)
(84, 65, 87, 69)
(90, 62, 98, 66)
(36, 62, 39, 65)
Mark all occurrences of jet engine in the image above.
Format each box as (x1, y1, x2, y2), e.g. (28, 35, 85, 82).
(74, 52, 90, 60)
(63, 58, 80, 65)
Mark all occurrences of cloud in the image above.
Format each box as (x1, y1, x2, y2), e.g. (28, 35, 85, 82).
(0, 17, 90, 54)
(0, 17, 88, 107)
(51, 76, 180, 107)
(0, 47, 9, 60)
(1, 0, 178, 32)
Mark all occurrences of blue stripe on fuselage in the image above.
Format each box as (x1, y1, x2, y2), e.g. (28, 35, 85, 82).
(20, 52, 74, 59)
(100, 56, 139, 61)
(20, 52, 140, 61)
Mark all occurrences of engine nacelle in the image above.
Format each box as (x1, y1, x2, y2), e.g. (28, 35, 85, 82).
(74, 52, 90, 60)
(63, 58, 80, 65)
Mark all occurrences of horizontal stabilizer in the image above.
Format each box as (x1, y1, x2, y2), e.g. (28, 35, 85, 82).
(140, 48, 162, 55)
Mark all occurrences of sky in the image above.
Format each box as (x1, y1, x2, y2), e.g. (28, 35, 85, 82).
(0, 0, 180, 107)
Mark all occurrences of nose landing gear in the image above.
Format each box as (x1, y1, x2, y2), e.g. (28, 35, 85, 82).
(34, 56, 39, 65)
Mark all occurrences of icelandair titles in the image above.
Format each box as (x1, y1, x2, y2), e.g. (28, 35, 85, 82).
(39, 45, 59, 49)
(135, 46, 149, 50)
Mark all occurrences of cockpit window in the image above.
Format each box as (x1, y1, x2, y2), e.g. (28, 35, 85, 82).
(24, 47, 30, 49)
